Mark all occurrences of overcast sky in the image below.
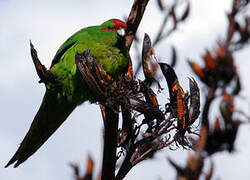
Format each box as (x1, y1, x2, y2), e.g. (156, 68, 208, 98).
(1, 0, 250, 179)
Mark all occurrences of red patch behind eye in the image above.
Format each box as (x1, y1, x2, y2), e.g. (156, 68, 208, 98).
(102, 19, 127, 31)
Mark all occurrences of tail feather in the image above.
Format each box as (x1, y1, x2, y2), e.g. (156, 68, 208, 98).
(5, 90, 76, 168)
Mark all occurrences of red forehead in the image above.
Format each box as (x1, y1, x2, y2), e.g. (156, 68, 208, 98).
(110, 19, 127, 29)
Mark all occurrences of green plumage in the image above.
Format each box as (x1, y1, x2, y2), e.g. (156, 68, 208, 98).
(50, 19, 129, 104)
(6, 19, 129, 168)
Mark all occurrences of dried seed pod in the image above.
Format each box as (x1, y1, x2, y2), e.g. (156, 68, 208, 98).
(142, 33, 160, 87)
(30, 41, 63, 87)
(129, 96, 165, 121)
(159, 63, 178, 102)
(202, 50, 216, 70)
(188, 78, 200, 125)
(188, 60, 205, 81)
(75, 51, 107, 102)
(220, 92, 234, 123)
(159, 63, 191, 140)
(175, 81, 187, 130)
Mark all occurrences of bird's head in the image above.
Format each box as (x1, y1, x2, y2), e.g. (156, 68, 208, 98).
(101, 19, 127, 37)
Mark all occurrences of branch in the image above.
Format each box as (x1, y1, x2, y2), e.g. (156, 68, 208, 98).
(100, 106, 119, 180)
(115, 142, 136, 180)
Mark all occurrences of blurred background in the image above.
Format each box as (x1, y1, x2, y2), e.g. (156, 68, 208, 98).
(1, 0, 250, 179)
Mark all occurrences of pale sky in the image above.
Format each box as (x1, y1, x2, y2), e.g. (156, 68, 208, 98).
(1, 0, 250, 179)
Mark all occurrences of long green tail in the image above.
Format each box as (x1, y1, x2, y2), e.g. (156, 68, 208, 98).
(5, 90, 77, 168)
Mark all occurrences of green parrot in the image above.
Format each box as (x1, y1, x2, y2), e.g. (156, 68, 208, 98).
(5, 19, 130, 168)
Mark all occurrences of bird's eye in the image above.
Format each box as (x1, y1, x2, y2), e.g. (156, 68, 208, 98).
(117, 27, 125, 37)
(107, 26, 112, 29)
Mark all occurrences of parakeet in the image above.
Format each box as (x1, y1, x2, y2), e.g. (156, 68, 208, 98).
(5, 19, 130, 168)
